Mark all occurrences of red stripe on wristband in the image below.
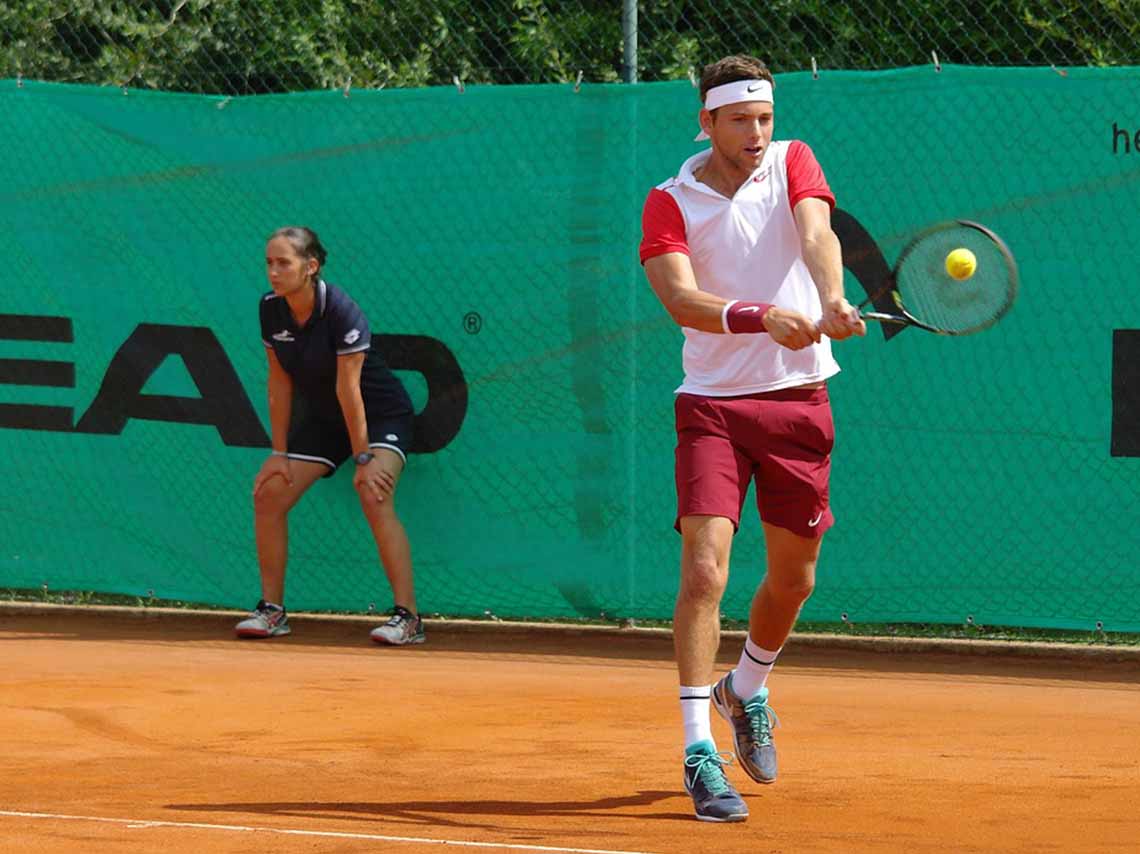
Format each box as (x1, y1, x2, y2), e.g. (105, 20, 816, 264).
(725, 301, 773, 334)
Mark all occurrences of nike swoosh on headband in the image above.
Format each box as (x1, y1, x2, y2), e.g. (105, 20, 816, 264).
(694, 79, 774, 141)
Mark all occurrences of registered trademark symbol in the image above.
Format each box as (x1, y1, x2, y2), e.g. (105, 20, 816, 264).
(463, 312, 482, 334)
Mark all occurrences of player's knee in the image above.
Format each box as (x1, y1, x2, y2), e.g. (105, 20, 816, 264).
(253, 480, 291, 516)
(357, 488, 398, 520)
(679, 558, 728, 603)
(768, 574, 815, 605)
(354, 478, 395, 505)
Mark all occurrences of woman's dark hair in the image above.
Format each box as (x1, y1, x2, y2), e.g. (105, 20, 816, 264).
(268, 226, 328, 277)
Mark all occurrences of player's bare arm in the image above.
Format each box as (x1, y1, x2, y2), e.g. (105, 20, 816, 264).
(794, 197, 865, 340)
(644, 252, 730, 332)
(335, 351, 369, 455)
(253, 347, 294, 496)
(644, 251, 820, 350)
(265, 347, 293, 453)
(337, 351, 394, 502)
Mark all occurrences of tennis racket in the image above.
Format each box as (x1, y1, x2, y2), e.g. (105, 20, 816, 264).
(854, 220, 1018, 335)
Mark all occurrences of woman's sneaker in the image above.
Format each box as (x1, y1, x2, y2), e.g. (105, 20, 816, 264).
(370, 606, 425, 645)
(234, 601, 291, 638)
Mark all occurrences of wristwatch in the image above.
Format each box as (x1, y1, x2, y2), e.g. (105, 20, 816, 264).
(354, 452, 375, 466)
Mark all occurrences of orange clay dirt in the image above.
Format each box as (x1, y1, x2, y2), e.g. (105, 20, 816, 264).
(1, 607, 1138, 854)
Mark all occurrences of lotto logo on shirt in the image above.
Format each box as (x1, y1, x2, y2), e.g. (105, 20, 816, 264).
(344, 329, 361, 345)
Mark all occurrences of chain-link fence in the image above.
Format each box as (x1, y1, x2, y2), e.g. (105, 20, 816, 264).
(2, 1, 1139, 94)
(4, 66, 1140, 629)
(3, 5, 1140, 629)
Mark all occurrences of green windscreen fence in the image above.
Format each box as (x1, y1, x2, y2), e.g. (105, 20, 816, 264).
(2, 66, 1139, 630)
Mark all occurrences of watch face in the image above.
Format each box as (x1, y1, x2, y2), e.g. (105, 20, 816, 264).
(355, 452, 374, 465)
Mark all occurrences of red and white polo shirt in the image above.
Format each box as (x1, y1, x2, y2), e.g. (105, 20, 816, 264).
(640, 141, 840, 396)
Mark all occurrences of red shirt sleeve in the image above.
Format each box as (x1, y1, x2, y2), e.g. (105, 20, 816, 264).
(786, 141, 835, 211)
(639, 187, 689, 264)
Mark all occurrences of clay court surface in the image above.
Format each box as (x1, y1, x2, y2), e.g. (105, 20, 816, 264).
(1, 608, 1137, 854)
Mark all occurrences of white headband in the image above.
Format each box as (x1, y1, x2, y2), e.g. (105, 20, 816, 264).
(694, 78, 774, 141)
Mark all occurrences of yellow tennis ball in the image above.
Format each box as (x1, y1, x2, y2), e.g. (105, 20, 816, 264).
(945, 248, 977, 280)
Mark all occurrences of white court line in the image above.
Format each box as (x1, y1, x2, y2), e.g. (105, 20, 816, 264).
(0, 810, 662, 854)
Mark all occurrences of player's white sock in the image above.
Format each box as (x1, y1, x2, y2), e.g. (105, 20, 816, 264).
(732, 638, 781, 700)
(680, 685, 713, 748)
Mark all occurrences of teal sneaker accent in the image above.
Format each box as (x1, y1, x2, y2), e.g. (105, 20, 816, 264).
(712, 672, 779, 784)
(682, 740, 749, 823)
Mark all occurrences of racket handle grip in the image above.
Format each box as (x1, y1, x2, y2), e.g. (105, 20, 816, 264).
(861, 311, 906, 324)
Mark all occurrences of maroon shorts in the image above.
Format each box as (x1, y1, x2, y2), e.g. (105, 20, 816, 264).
(674, 387, 835, 538)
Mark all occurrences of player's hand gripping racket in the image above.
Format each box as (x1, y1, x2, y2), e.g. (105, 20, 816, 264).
(855, 220, 1018, 335)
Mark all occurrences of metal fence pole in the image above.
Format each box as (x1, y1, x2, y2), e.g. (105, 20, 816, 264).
(622, 0, 637, 83)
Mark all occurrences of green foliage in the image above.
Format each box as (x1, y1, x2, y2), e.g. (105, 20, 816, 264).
(1, 1, 1137, 93)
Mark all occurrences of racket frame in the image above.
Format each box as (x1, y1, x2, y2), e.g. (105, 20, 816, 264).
(857, 219, 1019, 336)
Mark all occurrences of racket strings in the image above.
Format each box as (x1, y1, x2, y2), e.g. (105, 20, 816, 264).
(895, 226, 1016, 334)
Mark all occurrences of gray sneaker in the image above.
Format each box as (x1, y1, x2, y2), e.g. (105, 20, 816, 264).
(234, 600, 291, 638)
(682, 740, 749, 822)
(712, 673, 779, 784)
(370, 606, 425, 645)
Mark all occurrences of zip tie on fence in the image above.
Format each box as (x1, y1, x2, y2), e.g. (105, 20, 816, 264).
(1050, 64, 1069, 77)
(688, 68, 698, 88)
(216, 96, 231, 110)
(573, 69, 583, 93)
(343, 76, 352, 98)
(452, 75, 465, 93)
(931, 50, 941, 72)
(119, 69, 140, 95)
(811, 57, 819, 80)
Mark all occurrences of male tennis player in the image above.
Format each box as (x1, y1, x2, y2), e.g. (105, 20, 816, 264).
(639, 55, 865, 822)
